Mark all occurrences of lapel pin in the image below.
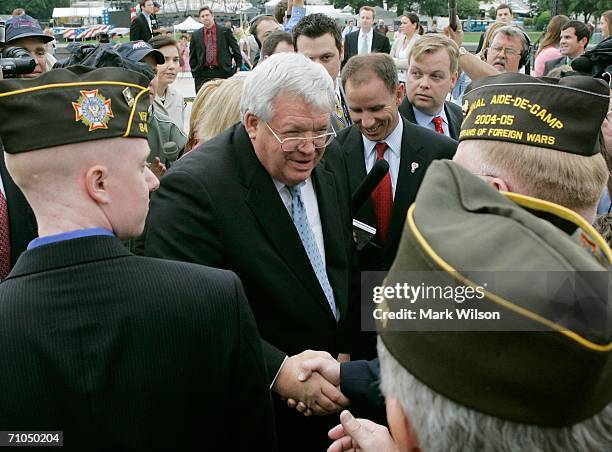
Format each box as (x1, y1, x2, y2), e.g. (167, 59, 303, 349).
(411, 162, 419, 173)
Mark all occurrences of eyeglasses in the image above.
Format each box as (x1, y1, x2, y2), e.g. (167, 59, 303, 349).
(264, 122, 336, 152)
(489, 46, 519, 56)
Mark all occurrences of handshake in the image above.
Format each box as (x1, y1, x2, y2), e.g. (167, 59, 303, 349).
(272, 350, 350, 416)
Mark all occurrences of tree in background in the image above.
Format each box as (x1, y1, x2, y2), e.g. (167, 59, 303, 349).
(458, 0, 480, 17)
(0, 0, 70, 21)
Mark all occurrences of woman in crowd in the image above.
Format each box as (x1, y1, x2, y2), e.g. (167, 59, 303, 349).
(600, 10, 612, 39)
(149, 35, 186, 132)
(195, 76, 244, 145)
(390, 13, 421, 87)
(178, 33, 190, 73)
(533, 15, 570, 77)
(184, 79, 224, 152)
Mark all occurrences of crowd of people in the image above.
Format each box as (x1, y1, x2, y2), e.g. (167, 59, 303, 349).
(0, 2, 612, 451)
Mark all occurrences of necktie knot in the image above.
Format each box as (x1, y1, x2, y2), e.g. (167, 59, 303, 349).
(375, 142, 388, 160)
(432, 116, 444, 134)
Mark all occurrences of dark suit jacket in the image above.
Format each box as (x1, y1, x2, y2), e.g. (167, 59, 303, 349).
(0, 153, 37, 267)
(0, 235, 276, 451)
(399, 97, 464, 140)
(543, 55, 567, 76)
(189, 23, 242, 79)
(144, 123, 356, 451)
(343, 29, 391, 66)
(337, 117, 457, 272)
(129, 13, 152, 43)
(341, 359, 385, 424)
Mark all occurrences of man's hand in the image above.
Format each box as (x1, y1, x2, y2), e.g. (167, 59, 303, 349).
(444, 16, 464, 47)
(273, 350, 350, 416)
(286, 352, 346, 416)
(328, 410, 398, 452)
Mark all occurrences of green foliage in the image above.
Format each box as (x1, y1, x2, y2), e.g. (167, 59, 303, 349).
(457, 0, 480, 17)
(535, 10, 551, 31)
(0, 0, 70, 21)
(416, 0, 447, 19)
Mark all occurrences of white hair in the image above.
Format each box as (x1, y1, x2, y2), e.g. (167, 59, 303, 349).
(240, 52, 335, 122)
(377, 338, 612, 452)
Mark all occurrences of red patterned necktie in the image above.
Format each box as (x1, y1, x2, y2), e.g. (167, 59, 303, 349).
(432, 116, 445, 135)
(0, 190, 11, 279)
(370, 142, 393, 242)
(204, 28, 216, 66)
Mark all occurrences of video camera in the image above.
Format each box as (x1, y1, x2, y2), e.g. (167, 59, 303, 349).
(0, 20, 37, 78)
(571, 37, 612, 87)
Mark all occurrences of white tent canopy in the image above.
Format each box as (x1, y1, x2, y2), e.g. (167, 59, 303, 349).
(52, 7, 104, 18)
(173, 16, 203, 32)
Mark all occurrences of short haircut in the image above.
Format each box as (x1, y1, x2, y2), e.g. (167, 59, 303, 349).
(249, 15, 279, 47)
(261, 30, 293, 59)
(341, 53, 398, 95)
(139, 0, 152, 7)
(274, 0, 288, 25)
(409, 34, 460, 74)
(240, 52, 334, 123)
(378, 339, 612, 452)
(198, 6, 213, 16)
(359, 6, 375, 18)
(562, 21, 591, 49)
(11, 8, 25, 16)
(491, 25, 529, 55)
(496, 3, 512, 14)
(292, 13, 343, 54)
(148, 35, 179, 54)
(457, 140, 608, 214)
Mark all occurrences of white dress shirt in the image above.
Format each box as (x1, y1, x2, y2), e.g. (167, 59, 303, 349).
(358, 29, 373, 54)
(412, 105, 450, 137)
(362, 114, 404, 197)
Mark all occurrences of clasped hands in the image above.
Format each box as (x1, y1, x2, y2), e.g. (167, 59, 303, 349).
(272, 350, 350, 416)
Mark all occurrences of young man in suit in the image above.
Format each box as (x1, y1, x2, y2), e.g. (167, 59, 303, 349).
(0, 66, 276, 451)
(144, 53, 355, 451)
(343, 6, 391, 66)
(544, 21, 590, 76)
(129, 0, 154, 42)
(190, 6, 242, 93)
(399, 34, 463, 140)
(335, 53, 456, 361)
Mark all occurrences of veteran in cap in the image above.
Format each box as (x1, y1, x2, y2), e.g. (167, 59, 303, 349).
(327, 73, 612, 451)
(0, 67, 276, 450)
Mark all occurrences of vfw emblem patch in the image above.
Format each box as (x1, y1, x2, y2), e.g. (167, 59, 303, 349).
(72, 90, 114, 131)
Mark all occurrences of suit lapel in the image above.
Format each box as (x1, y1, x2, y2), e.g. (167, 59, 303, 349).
(444, 102, 461, 140)
(343, 127, 377, 228)
(383, 120, 427, 259)
(238, 128, 334, 317)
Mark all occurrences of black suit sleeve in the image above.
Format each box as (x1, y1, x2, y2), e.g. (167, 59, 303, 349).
(189, 34, 198, 73)
(381, 35, 391, 54)
(231, 274, 278, 449)
(340, 359, 386, 424)
(144, 167, 288, 384)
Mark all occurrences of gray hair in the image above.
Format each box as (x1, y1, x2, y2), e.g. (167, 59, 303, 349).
(491, 25, 529, 55)
(240, 52, 335, 123)
(378, 338, 612, 452)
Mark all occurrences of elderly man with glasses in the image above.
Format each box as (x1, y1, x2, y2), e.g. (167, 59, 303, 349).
(144, 52, 357, 452)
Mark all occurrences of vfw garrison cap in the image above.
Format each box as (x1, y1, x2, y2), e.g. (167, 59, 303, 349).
(460, 72, 610, 156)
(0, 66, 151, 153)
(380, 160, 612, 427)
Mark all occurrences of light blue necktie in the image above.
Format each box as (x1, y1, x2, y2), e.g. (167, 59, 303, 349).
(288, 184, 339, 320)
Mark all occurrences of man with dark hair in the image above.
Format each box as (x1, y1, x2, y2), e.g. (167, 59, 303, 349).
(260, 30, 294, 59)
(190, 6, 242, 93)
(343, 6, 390, 65)
(544, 21, 591, 75)
(130, 0, 154, 42)
(293, 12, 351, 130)
(475, 3, 513, 53)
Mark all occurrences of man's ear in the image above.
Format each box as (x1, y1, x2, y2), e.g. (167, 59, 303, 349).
(244, 112, 260, 140)
(395, 82, 405, 106)
(450, 70, 459, 89)
(85, 165, 111, 205)
(339, 44, 344, 64)
(386, 396, 421, 452)
(487, 176, 510, 192)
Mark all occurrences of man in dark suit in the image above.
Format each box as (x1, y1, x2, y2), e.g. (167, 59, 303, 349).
(145, 53, 354, 451)
(343, 5, 391, 66)
(399, 34, 464, 139)
(336, 53, 456, 360)
(190, 6, 242, 93)
(543, 20, 590, 76)
(0, 66, 276, 451)
(129, 0, 154, 42)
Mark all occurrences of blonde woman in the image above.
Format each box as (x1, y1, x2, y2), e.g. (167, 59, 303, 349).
(600, 10, 612, 39)
(184, 79, 224, 152)
(195, 76, 244, 145)
(390, 13, 421, 86)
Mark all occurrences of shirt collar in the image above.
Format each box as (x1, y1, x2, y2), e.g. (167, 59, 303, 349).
(28, 227, 115, 250)
(412, 104, 448, 128)
(362, 113, 403, 159)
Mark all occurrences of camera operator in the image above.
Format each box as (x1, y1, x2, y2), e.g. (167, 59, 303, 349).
(1, 15, 52, 78)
